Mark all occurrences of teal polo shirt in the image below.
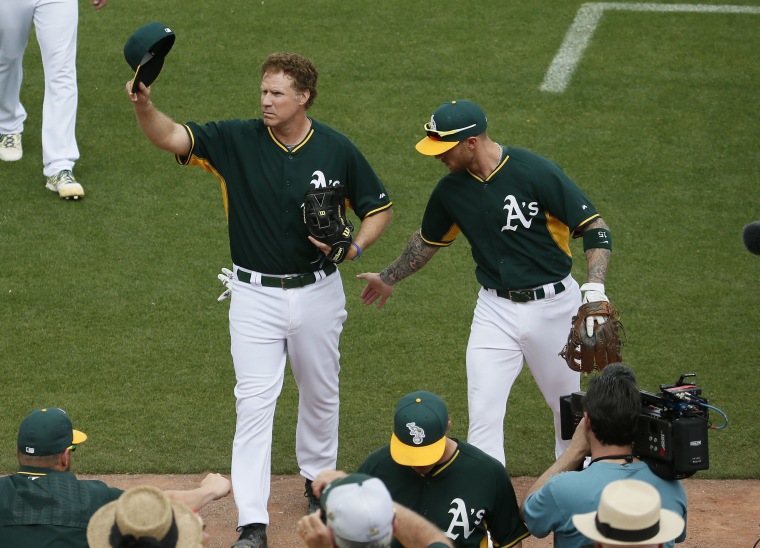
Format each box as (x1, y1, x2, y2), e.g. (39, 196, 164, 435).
(0, 466, 123, 547)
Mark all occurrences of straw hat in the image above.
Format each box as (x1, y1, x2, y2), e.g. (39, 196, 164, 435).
(87, 485, 203, 548)
(572, 479, 685, 546)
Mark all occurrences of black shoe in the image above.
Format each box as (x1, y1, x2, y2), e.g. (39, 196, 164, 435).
(304, 479, 321, 514)
(232, 523, 268, 548)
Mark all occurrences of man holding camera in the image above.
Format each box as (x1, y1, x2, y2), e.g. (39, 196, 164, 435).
(520, 364, 687, 547)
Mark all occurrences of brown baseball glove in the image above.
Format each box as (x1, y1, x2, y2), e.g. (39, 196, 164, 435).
(559, 301, 625, 374)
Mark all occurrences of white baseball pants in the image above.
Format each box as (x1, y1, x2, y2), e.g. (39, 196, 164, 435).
(0, 0, 80, 175)
(229, 267, 346, 527)
(466, 275, 582, 465)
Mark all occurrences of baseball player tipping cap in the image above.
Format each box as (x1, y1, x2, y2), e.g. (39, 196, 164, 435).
(390, 390, 449, 467)
(572, 479, 685, 546)
(415, 100, 488, 157)
(17, 407, 87, 456)
(123, 22, 176, 93)
(320, 473, 395, 545)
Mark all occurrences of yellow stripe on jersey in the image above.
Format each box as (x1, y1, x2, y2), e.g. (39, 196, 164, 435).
(186, 155, 230, 221)
(545, 212, 572, 257)
(267, 126, 314, 152)
(466, 154, 510, 183)
(421, 225, 461, 246)
(574, 213, 600, 237)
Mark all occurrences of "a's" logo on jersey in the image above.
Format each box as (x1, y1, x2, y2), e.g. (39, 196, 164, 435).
(406, 422, 425, 445)
(501, 195, 539, 232)
(310, 170, 342, 189)
(445, 498, 485, 540)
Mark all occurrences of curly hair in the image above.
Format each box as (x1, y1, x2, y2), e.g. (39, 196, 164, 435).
(260, 52, 318, 110)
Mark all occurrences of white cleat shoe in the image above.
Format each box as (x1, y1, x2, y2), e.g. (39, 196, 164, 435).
(0, 133, 22, 161)
(46, 169, 84, 200)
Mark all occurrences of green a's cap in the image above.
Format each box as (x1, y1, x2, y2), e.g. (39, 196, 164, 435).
(124, 22, 176, 93)
(390, 391, 448, 467)
(17, 408, 87, 456)
(415, 100, 488, 156)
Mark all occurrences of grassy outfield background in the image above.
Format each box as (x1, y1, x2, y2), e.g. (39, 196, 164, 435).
(0, 0, 757, 479)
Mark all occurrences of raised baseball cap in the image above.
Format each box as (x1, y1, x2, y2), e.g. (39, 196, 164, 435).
(415, 100, 488, 156)
(390, 391, 448, 467)
(17, 408, 87, 456)
(124, 22, 176, 93)
(321, 473, 395, 544)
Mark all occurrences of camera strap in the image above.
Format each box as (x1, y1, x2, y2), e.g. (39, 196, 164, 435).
(589, 454, 635, 465)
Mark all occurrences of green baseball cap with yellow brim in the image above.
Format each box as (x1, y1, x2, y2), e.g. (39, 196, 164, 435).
(124, 22, 176, 93)
(17, 408, 87, 456)
(390, 391, 449, 466)
(415, 100, 488, 156)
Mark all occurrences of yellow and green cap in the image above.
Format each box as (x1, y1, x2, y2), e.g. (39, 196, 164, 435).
(390, 391, 448, 467)
(415, 100, 488, 156)
(124, 22, 176, 93)
(17, 408, 87, 456)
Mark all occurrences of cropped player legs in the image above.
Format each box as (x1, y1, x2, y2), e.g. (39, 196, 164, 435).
(0, 0, 34, 134)
(34, 0, 80, 176)
(521, 281, 582, 459)
(229, 280, 291, 527)
(286, 272, 346, 481)
(466, 288, 526, 466)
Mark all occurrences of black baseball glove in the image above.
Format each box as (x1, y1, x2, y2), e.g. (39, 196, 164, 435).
(303, 186, 354, 264)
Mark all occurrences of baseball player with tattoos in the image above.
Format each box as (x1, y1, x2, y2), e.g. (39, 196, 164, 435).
(359, 100, 613, 464)
(127, 52, 392, 548)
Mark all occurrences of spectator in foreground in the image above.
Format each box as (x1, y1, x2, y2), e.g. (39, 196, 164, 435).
(0, 407, 230, 546)
(571, 479, 685, 548)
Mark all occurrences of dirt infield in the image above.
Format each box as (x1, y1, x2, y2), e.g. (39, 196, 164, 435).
(87, 474, 760, 548)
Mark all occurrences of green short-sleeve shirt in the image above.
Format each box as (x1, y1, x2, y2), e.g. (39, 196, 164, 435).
(420, 146, 599, 290)
(0, 466, 123, 547)
(178, 118, 392, 274)
(358, 440, 529, 548)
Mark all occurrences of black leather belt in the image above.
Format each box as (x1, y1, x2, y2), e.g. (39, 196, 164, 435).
(495, 281, 566, 303)
(237, 263, 337, 289)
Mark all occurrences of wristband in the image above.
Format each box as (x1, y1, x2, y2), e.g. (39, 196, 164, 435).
(351, 242, 362, 261)
(583, 227, 612, 251)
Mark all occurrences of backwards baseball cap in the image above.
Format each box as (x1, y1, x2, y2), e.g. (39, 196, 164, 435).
(321, 473, 395, 545)
(572, 479, 685, 546)
(124, 22, 176, 93)
(17, 408, 87, 456)
(415, 100, 488, 156)
(390, 391, 448, 467)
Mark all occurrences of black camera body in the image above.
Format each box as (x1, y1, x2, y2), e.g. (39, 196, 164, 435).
(559, 374, 710, 480)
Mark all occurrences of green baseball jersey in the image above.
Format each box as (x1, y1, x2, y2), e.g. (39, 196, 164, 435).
(420, 146, 599, 290)
(0, 466, 123, 547)
(358, 439, 529, 548)
(178, 118, 392, 274)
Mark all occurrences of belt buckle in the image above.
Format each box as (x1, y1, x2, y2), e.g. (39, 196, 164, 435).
(508, 290, 532, 303)
(281, 276, 295, 289)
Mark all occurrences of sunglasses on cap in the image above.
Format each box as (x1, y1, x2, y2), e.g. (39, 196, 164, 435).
(424, 122, 477, 139)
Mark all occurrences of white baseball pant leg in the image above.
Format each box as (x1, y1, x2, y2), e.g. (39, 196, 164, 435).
(36, 0, 80, 176)
(466, 277, 581, 465)
(0, 0, 35, 135)
(229, 268, 345, 527)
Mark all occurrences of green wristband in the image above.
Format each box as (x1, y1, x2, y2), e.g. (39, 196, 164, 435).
(583, 227, 612, 251)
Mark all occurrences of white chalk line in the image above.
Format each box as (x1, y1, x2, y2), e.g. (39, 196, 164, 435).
(540, 3, 760, 94)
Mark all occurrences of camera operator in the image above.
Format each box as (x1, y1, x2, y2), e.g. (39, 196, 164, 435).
(520, 364, 687, 548)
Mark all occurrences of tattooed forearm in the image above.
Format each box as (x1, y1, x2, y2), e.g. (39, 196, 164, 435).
(583, 218, 611, 284)
(380, 230, 439, 286)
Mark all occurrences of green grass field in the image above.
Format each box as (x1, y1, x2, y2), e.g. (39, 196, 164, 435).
(1, 0, 758, 480)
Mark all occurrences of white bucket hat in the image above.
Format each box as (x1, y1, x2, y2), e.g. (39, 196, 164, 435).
(572, 479, 685, 546)
(86, 485, 204, 548)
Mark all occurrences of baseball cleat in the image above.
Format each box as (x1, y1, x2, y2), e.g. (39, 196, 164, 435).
(232, 523, 268, 548)
(304, 479, 320, 514)
(46, 169, 84, 200)
(0, 132, 22, 161)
